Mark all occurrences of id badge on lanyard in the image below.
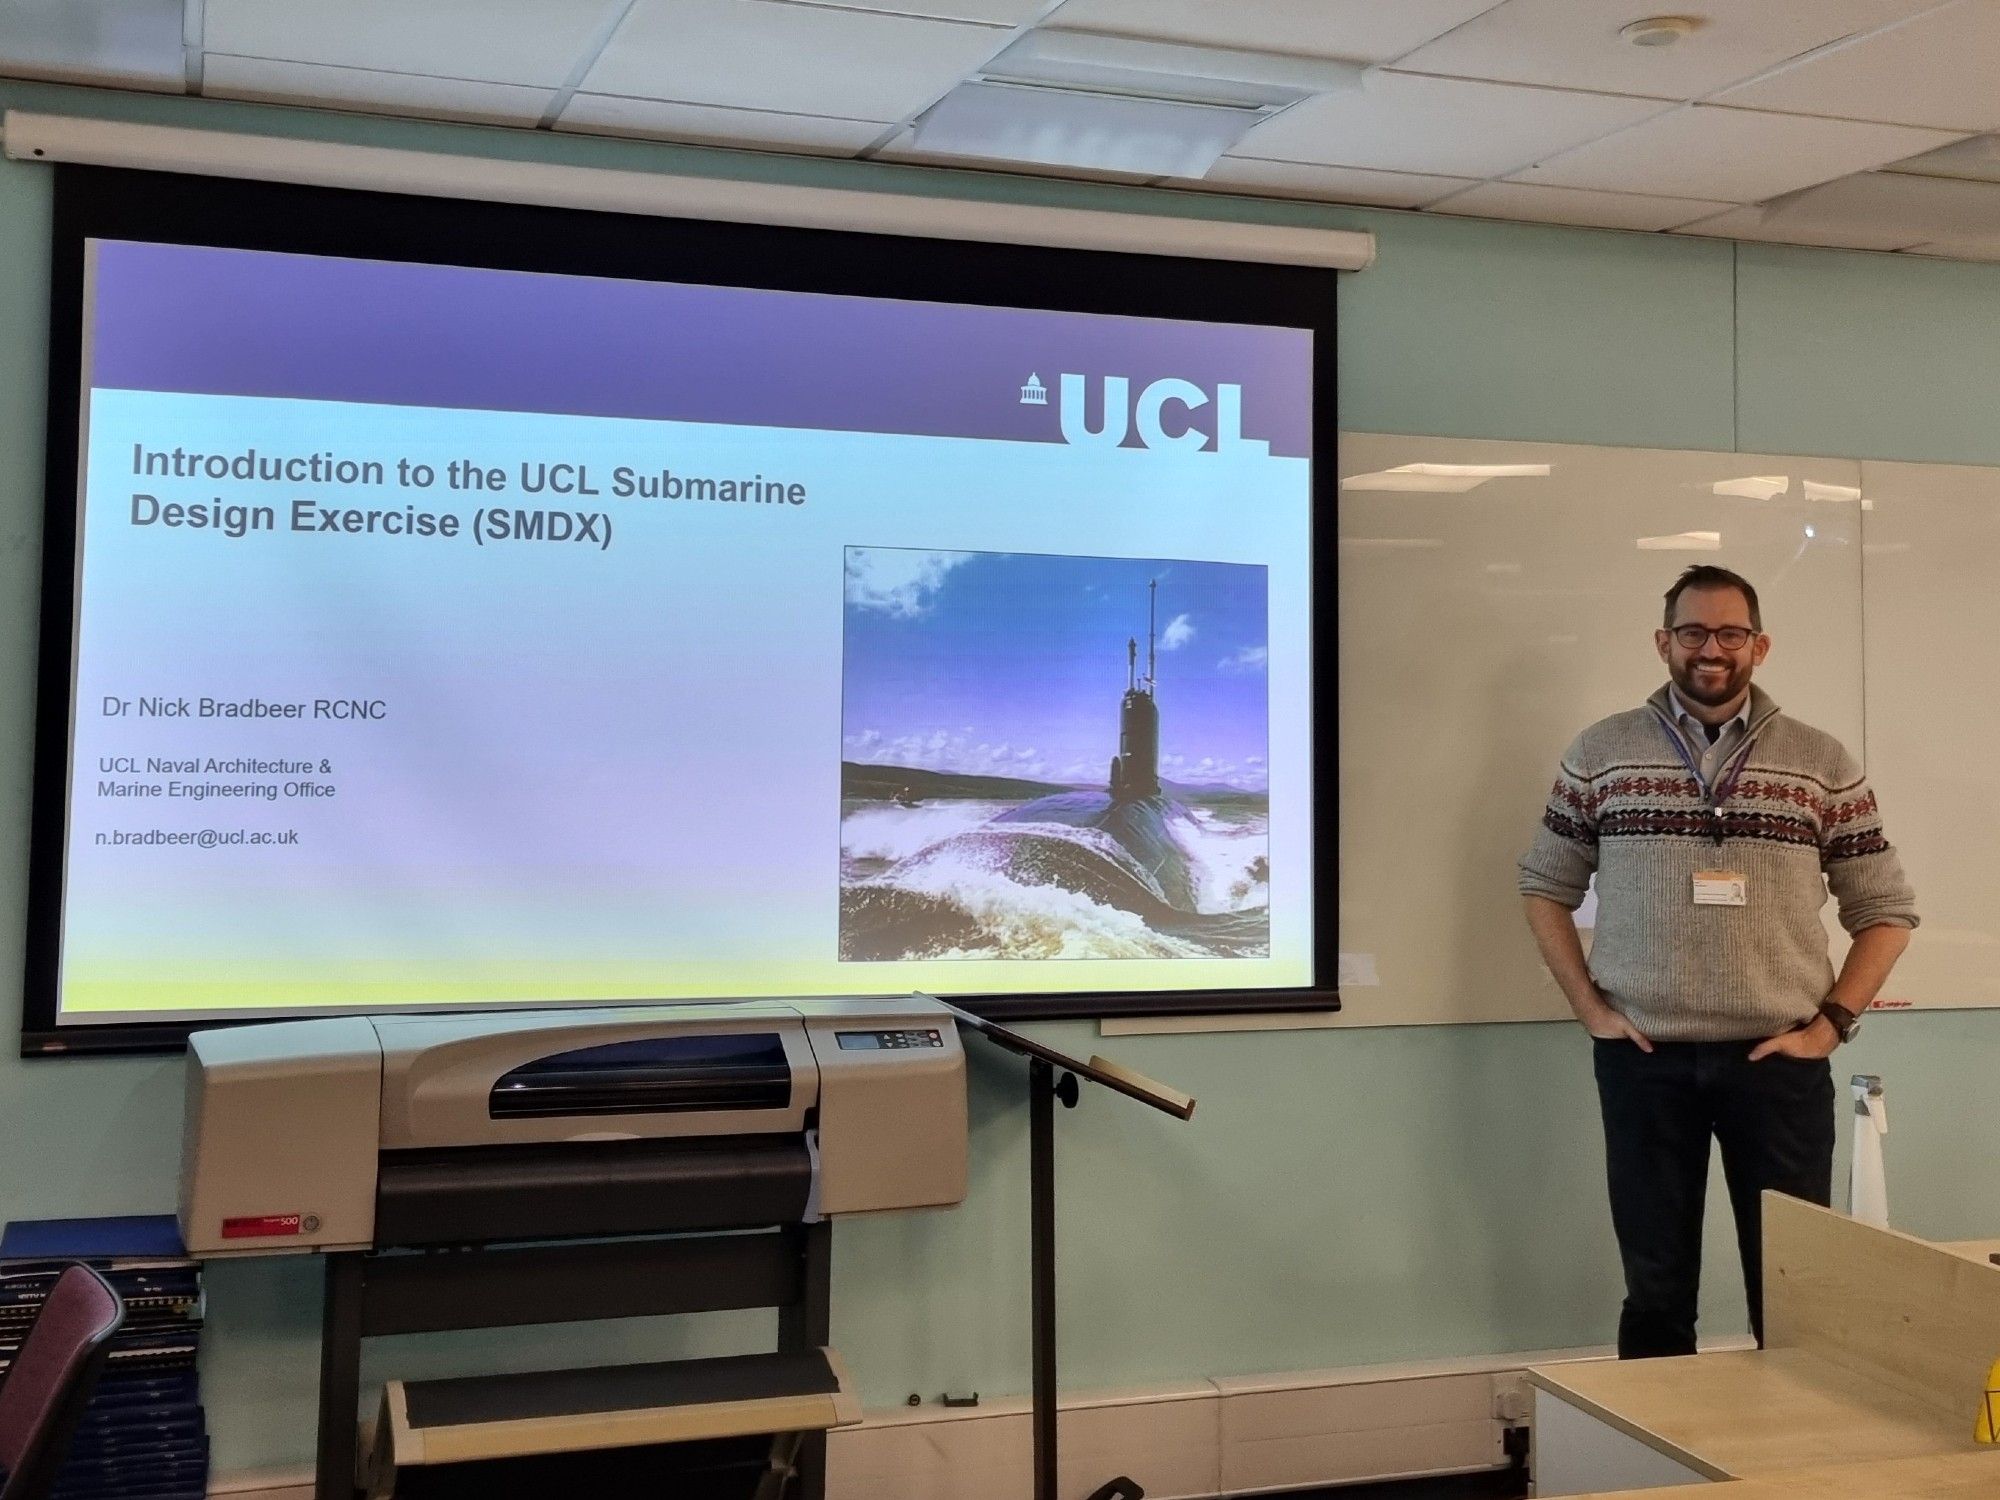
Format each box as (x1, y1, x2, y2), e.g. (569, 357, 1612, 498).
(1659, 716, 1750, 909)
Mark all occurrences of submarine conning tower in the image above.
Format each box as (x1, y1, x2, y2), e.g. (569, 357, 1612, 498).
(1108, 581, 1162, 802)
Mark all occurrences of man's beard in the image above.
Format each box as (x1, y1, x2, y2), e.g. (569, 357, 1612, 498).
(1672, 657, 1748, 708)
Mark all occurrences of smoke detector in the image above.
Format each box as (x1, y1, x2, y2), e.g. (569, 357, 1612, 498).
(1620, 16, 1701, 47)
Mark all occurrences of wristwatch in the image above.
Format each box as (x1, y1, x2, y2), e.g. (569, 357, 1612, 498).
(1816, 999, 1863, 1044)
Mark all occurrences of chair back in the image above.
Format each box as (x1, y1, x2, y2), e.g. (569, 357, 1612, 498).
(0, 1264, 125, 1500)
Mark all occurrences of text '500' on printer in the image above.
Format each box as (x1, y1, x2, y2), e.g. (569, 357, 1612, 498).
(179, 996, 967, 1256)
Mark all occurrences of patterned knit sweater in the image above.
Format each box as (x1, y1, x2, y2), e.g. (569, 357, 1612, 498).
(1518, 684, 1918, 1042)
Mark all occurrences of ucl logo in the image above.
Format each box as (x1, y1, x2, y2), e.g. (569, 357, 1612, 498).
(1045, 373, 1270, 456)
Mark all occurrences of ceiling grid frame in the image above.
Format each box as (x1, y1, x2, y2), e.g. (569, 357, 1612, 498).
(5, 0, 2000, 255)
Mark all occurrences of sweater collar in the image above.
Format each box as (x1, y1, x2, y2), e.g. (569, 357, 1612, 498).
(1647, 681, 1780, 737)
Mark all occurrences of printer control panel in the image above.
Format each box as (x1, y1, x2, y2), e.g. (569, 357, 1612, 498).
(836, 1029, 945, 1051)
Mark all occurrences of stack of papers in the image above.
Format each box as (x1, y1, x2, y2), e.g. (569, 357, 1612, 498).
(0, 1216, 209, 1500)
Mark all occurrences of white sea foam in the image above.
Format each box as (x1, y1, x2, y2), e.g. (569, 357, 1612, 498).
(839, 800, 1012, 864)
(886, 854, 1207, 960)
(1167, 807, 1270, 915)
(843, 795, 1268, 958)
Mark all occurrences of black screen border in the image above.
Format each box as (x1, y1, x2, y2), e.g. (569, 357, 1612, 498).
(24, 162, 1339, 1056)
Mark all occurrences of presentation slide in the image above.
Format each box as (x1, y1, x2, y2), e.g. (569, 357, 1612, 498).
(55, 239, 1316, 1022)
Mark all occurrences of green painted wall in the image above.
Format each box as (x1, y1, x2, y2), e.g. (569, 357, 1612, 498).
(1, 78, 1996, 1478)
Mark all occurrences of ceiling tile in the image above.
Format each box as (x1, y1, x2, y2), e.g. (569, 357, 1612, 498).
(585, 0, 1007, 121)
(1180, 157, 1475, 208)
(0, 0, 185, 91)
(558, 94, 886, 155)
(203, 55, 554, 125)
(1905, 238, 2000, 262)
(202, 0, 621, 88)
(1041, 0, 1507, 63)
(1396, 0, 1938, 102)
(1719, 3, 2000, 133)
(1738, 170, 2000, 246)
(1888, 134, 2000, 185)
(1516, 104, 1964, 202)
(1432, 181, 1735, 231)
(1234, 71, 1665, 179)
(1671, 203, 1926, 252)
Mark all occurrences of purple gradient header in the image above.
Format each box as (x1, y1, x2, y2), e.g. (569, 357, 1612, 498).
(87, 240, 1312, 459)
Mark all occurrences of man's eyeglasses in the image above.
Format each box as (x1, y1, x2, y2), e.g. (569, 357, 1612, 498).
(1670, 625, 1756, 651)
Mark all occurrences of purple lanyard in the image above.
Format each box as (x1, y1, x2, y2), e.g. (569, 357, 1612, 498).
(1655, 712, 1754, 845)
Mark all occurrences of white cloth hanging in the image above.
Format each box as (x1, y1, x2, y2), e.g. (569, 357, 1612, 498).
(1848, 1074, 1888, 1227)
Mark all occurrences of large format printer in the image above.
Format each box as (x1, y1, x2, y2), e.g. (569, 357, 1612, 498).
(179, 995, 967, 1254)
(176, 995, 969, 1500)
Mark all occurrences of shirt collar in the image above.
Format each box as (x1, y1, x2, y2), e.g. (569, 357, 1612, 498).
(1669, 685, 1750, 737)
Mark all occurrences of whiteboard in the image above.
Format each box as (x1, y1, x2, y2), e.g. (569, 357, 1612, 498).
(1856, 460, 2000, 1011)
(1334, 432, 1868, 1027)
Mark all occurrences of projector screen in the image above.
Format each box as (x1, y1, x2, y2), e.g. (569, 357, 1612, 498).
(24, 166, 1335, 1052)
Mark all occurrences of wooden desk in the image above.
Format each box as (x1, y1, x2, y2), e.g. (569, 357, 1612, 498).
(1528, 1352, 1984, 1496)
(1548, 1451, 2000, 1500)
(1943, 1237, 2000, 1266)
(1529, 1199, 2000, 1496)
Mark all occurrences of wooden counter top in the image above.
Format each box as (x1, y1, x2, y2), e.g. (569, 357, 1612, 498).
(1543, 1450, 2000, 1500)
(1526, 1348, 1984, 1481)
(1943, 1237, 2000, 1266)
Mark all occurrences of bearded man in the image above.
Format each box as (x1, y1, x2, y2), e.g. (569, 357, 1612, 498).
(1519, 565, 1917, 1358)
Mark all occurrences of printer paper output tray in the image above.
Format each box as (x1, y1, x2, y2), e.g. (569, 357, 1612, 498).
(365, 1346, 861, 1497)
(374, 1134, 813, 1246)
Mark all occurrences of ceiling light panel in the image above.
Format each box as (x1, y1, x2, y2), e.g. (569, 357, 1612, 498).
(585, 0, 1010, 121)
(202, 0, 622, 89)
(1517, 104, 1964, 203)
(558, 96, 890, 154)
(1718, 2, 2000, 134)
(202, 56, 554, 126)
(913, 83, 1271, 176)
(1235, 72, 1664, 179)
(984, 29, 1363, 109)
(0, 0, 186, 91)
(870, 125, 1159, 182)
(1395, 0, 1939, 102)
(1433, 181, 1735, 231)
(910, 30, 1365, 177)
(1043, 0, 1507, 63)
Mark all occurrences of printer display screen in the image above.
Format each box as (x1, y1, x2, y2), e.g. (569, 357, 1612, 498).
(836, 1030, 945, 1052)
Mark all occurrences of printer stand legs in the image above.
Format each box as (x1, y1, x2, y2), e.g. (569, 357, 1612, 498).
(312, 1231, 833, 1500)
(778, 1221, 832, 1500)
(318, 1253, 365, 1500)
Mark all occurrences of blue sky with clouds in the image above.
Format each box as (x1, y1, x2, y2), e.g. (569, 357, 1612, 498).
(842, 548, 1269, 790)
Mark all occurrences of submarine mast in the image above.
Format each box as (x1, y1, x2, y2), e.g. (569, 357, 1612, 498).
(1108, 579, 1162, 802)
(1147, 578, 1157, 693)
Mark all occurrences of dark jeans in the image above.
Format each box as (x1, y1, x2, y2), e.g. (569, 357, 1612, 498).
(1593, 1037, 1834, 1359)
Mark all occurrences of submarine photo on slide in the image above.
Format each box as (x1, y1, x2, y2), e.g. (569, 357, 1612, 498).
(839, 546, 1270, 961)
